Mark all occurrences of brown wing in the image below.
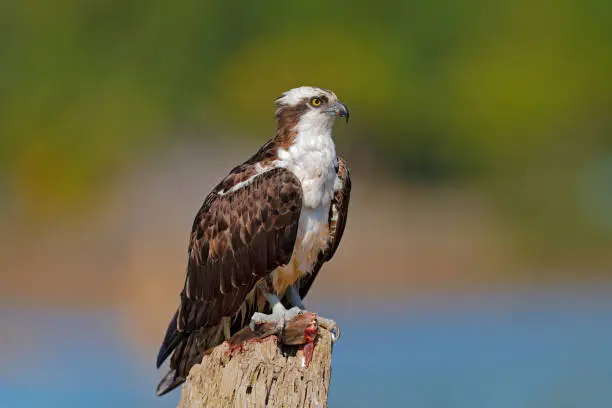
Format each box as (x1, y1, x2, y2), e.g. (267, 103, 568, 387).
(156, 166, 301, 368)
(298, 156, 351, 300)
(179, 166, 302, 331)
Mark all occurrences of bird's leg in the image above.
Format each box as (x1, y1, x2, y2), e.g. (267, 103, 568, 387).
(249, 292, 303, 332)
(287, 285, 306, 310)
(250, 285, 340, 344)
(287, 285, 340, 343)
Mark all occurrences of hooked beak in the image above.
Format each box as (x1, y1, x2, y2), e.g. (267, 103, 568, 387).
(331, 102, 350, 123)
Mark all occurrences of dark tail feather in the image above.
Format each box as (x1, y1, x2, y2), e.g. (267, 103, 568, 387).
(156, 368, 184, 396)
(157, 310, 180, 368)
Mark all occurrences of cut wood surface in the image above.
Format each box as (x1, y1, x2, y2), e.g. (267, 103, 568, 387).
(177, 312, 334, 408)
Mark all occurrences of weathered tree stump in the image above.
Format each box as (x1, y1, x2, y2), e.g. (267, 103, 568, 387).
(177, 312, 334, 408)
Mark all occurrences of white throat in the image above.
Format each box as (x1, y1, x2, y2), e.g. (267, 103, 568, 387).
(276, 111, 338, 209)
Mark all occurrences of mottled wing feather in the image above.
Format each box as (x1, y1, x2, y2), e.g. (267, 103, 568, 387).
(178, 167, 302, 332)
(298, 156, 351, 299)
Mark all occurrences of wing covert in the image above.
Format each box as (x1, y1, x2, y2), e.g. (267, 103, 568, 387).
(178, 167, 302, 332)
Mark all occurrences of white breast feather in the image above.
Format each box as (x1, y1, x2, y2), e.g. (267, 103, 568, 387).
(272, 109, 340, 291)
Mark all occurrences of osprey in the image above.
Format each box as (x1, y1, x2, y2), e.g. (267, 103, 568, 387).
(155, 86, 351, 396)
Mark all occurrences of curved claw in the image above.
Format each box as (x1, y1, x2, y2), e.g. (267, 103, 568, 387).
(316, 316, 340, 343)
(330, 326, 341, 343)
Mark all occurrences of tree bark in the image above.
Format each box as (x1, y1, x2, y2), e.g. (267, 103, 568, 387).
(177, 312, 333, 408)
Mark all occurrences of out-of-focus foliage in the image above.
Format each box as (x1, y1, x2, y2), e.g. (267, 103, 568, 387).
(1, 0, 611, 255)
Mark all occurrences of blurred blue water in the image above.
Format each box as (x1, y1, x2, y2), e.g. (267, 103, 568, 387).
(0, 308, 179, 408)
(2, 287, 611, 408)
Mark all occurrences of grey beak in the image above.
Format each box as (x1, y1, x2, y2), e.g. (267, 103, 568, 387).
(333, 102, 350, 123)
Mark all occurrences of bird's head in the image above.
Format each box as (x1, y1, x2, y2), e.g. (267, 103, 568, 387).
(274, 87, 349, 135)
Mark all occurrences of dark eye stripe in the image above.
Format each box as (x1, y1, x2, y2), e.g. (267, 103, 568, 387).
(319, 95, 328, 103)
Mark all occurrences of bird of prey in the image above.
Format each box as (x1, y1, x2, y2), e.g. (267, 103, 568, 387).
(155, 86, 351, 396)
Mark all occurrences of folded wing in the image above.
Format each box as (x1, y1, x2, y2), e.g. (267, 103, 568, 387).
(157, 167, 302, 369)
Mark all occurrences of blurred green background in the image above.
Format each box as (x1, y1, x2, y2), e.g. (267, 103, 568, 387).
(2, 0, 612, 265)
(1, 1, 612, 407)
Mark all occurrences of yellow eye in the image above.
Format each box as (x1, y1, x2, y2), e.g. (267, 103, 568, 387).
(310, 97, 322, 107)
